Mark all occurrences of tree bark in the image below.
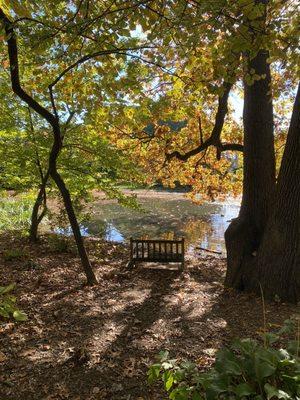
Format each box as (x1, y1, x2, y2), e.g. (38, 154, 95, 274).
(252, 83, 300, 302)
(28, 107, 49, 242)
(29, 171, 49, 242)
(225, 49, 276, 289)
(48, 125, 98, 285)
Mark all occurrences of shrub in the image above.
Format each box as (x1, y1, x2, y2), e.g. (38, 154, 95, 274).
(47, 234, 69, 253)
(3, 248, 27, 261)
(148, 319, 300, 400)
(0, 283, 27, 322)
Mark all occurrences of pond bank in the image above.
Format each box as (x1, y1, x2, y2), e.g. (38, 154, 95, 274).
(93, 188, 241, 203)
(0, 233, 297, 400)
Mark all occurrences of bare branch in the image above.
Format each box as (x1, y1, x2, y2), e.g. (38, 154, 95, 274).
(220, 143, 243, 152)
(198, 114, 204, 145)
(48, 46, 158, 89)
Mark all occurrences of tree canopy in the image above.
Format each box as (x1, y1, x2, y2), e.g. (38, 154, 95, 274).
(0, 0, 299, 299)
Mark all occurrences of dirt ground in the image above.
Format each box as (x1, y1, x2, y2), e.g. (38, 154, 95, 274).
(0, 233, 298, 400)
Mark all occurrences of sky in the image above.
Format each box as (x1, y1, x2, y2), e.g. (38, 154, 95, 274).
(229, 92, 243, 122)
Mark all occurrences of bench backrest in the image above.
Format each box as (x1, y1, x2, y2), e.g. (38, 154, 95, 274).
(130, 238, 185, 263)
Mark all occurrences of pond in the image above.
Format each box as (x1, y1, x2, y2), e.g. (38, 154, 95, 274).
(79, 192, 240, 254)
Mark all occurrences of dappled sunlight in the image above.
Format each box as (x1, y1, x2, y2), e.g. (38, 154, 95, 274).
(0, 233, 297, 399)
(0, 0, 299, 398)
(1, 233, 295, 400)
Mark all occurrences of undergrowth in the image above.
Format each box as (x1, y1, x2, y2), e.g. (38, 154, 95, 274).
(148, 318, 300, 400)
(0, 283, 27, 322)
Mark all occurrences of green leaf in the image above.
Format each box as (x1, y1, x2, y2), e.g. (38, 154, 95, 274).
(0, 307, 10, 318)
(158, 350, 169, 361)
(192, 390, 202, 400)
(165, 374, 174, 391)
(181, 361, 197, 371)
(13, 310, 28, 321)
(282, 374, 300, 383)
(169, 387, 189, 400)
(174, 369, 185, 382)
(215, 347, 243, 375)
(287, 340, 300, 356)
(255, 361, 276, 381)
(264, 383, 291, 399)
(256, 348, 281, 368)
(263, 332, 279, 345)
(234, 382, 255, 397)
(278, 319, 296, 335)
(147, 364, 161, 383)
(233, 338, 258, 355)
(0, 283, 15, 295)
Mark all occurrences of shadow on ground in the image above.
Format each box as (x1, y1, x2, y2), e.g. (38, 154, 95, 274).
(0, 234, 298, 400)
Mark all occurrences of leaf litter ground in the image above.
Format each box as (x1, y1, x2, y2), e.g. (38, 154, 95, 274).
(0, 233, 298, 399)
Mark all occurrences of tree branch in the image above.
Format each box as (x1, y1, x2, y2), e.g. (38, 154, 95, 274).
(48, 46, 156, 89)
(27, 107, 46, 181)
(0, 8, 57, 127)
(220, 143, 243, 152)
(166, 82, 243, 162)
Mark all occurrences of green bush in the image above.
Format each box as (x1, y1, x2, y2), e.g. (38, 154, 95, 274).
(148, 319, 300, 400)
(47, 234, 70, 253)
(3, 248, 27, 261)
(0, 283, 28, 322)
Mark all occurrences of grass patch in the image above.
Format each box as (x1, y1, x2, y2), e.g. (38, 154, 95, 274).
(0, 191, 35, 233)
(3, 248, 28, 261)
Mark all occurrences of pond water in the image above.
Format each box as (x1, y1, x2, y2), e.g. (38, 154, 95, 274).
(78, 193, 240, 254)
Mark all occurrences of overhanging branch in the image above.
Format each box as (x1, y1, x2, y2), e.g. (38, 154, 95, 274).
(0, 8, 57, 127)
(166, 82, 243, 162)
(220, 143, 243, 152)
(49, 46, 179, 90)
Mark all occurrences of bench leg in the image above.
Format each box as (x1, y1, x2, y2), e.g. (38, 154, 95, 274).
(126, 260, 135, 270)
(179, 261, 185, 271)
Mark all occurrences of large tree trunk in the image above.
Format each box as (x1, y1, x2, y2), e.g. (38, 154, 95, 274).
(225, 49, 276, 289)
(251, 83, 300, 302)
(49, 126, 97, 285)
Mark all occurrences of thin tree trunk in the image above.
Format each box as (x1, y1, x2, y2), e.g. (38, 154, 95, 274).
(252, 83, 300, 302)
(49, 126, 97, 285)
(29, 171, 49, 242)
(225, 49, 276, 289)
(0, 8, 97, 285)
(28, 107, 50, 242)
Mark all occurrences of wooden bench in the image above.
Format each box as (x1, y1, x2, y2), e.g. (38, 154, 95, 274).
(127, 238, 185, 271)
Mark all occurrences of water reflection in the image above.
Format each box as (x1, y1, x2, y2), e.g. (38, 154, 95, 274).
(81, 197, 239, 253)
